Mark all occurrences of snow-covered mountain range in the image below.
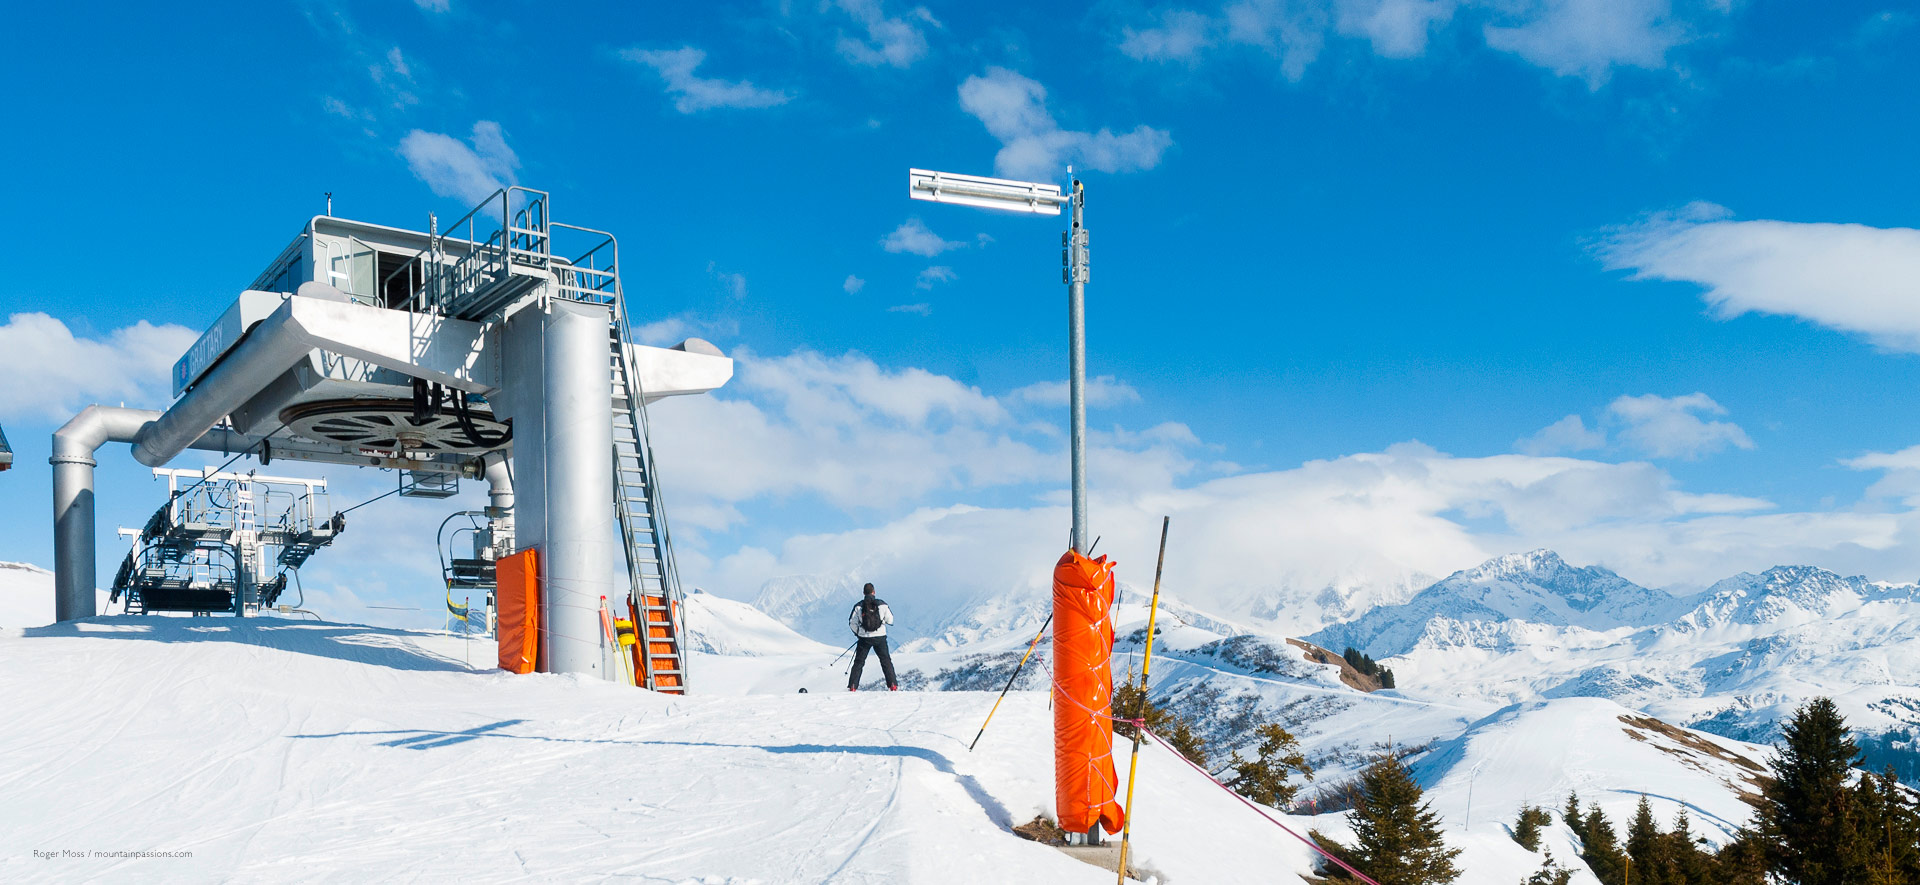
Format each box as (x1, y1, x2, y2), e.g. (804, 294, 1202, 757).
(740, 547, 1919, 778)
(1290, 550, 1920, 775)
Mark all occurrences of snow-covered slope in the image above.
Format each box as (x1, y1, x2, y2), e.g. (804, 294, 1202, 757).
(683, 588, 837, 656)
(0, 554, 1810, 885)
(0, 561, 54, 627)
(0, 561, 109, 628)
(0, 615, 1332, 883)
(1300, 697, 1771, 885)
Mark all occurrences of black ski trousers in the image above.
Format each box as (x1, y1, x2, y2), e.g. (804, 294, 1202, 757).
(848, 636, 897, 689)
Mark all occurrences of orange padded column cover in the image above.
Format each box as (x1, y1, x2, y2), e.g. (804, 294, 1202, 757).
(495, 548, 541, 674)
(1052, 548, 1126, 836)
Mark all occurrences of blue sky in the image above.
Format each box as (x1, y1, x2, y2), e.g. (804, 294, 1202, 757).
(4, 1, 1920, 625)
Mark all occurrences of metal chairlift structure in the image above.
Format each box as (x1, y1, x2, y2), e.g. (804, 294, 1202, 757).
(51, 186, 733, 692)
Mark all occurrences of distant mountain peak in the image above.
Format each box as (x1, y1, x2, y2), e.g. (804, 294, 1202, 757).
(1309, 549, 1688, 657)
(1475, 548, 1566, 573)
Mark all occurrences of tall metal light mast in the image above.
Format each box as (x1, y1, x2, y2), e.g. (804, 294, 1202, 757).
(905, 168, 1086, 550)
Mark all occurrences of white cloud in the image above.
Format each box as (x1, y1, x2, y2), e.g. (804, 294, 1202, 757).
(957, 68, 1173, 180)
(366, 46, 421, 109)
(647, 350, 1045, 522)
(881, 218, 961, 256)
(831, 0, 939, 68)
(1600, 203, 1920, 353)
(1115, 0, 1720, 85)
(1338, 0, 1455, 58)
(1120, 9, 1217, 63)
(1607, 392, 1754, 459)
(914, 266, 956, 290)
(1515, 414, 1606, 455)
(622, 47, 792, 113)
(843, 275, 866, 294)
(707, 263, 748, 300)
(0, 313, 199, 420)
(413, 0, 450, 11)
(398, 121, 518, 205)
(690, 437, 1799, 637)
(1846, 445, 1920, 507)
(1223, 0, 1333, 80)
(1011, 376, 1143, 408)
(887, 303, 933, 315)
(633, 317, 692, 346)
(1481, 0, 1691, 88)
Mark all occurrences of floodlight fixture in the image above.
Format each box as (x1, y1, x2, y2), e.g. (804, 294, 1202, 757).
(908, 168, 1064, 216)
(907, 166, 1091, 556)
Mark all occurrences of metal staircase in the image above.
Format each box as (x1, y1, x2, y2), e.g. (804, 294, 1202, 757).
(609, 323, 687, 693)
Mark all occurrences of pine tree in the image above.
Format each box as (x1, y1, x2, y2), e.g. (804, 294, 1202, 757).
(1625, 795, 1674, 884)
(1666, 809, 1715, 885)
(1314, 752, 1462, 885)
(1112, 671, 1208, 768)
(1853, 765, 1920, 885)
(1514, 805, 1552, 853)
(1565, 791, 1589, 844)
(1757, 697, 1866, 885)
(1521, 849, 1574, 885)
(1380, 667, 1397, 689)
(1582, 804, 1628, 885)
(1712, 833, 1770, 885)
(1225, 723, 1314, 807)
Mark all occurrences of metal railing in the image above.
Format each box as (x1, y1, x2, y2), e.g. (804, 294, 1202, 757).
(427, 186, 551, 316)
(550, 223, 620, 307)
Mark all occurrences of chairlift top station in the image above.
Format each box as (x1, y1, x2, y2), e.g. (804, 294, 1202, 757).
(49, 186, 733, 691)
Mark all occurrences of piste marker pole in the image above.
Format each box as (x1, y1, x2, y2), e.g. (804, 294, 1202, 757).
(1115, 516, 1171, 883)
(967, 612, 1055, 751)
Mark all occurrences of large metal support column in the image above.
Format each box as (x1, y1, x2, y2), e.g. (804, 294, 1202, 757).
(497, 302, 616, 678)
(51, 406, 248, 621)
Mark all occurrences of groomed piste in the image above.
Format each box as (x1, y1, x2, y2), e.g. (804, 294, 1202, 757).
(0, 611, 1321, 884)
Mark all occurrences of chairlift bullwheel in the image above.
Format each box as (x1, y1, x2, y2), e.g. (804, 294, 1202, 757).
(280, 399, 509, 455)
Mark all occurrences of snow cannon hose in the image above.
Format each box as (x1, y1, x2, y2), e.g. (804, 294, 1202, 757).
(1052, 548, 1126, 836)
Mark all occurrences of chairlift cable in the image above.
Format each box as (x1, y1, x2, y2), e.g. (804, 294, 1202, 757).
(336, 484, 404, 517)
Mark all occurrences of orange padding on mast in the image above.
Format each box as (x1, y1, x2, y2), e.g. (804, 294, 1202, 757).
(1052, 548, 1126, 836)
(496, 548, 540, 674)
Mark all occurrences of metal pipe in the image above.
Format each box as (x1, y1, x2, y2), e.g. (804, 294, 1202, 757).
(482, 449, 515, 560)
(131, 301, 314, 467)
(1067, 179, 1088, 554)
(482, 450, 514, 513)
(52, 406, 248, 621)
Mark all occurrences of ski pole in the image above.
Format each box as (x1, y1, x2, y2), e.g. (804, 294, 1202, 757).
(830, 638, 857, 667)
(967, 611, 1055, 752)
(1116, 516, 1171, 885)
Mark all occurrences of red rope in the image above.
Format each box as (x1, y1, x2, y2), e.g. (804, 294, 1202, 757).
(1141, 724, 1383, 885)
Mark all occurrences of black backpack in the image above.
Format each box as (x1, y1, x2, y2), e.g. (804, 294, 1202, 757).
(858, 598, 883, 632)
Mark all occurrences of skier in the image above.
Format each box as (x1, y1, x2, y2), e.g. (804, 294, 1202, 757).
(847, 583, 898, 691)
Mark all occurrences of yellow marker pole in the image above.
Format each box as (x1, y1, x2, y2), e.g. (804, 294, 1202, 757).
(968, 612, 1054, 751)
(1115, 516, 1170, 884)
